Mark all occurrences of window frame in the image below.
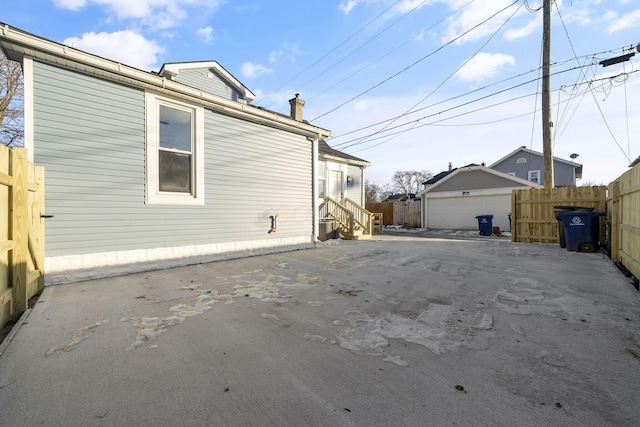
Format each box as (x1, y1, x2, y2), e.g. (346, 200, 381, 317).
(145, 92, 205, 205)
(528, 169, 540, 183)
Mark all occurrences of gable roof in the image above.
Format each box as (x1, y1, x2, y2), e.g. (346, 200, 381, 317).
(424, 169, 456, 185)
(159, 61, 256, 103)
(423, 164, 480, 185)
(318, 140, 370, 167)
(0, 22, 331, 140)
(490, 146, 583, 178)
(420, 165, 542, 194)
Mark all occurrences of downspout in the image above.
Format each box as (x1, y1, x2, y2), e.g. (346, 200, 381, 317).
(312, 136, 319, 242)
(22, 57, 34, 162)
(360, 166, 365, 207)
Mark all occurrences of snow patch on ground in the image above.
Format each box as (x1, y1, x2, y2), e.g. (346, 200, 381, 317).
(336, 303, 494, 363)
(45, 320, 109, 356)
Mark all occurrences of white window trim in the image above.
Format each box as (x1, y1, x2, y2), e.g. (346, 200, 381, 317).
(528, 169, 540, 183)
(145, 92, 205, 205)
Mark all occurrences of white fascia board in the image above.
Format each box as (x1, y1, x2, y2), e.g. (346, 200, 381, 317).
(319, 153, 371, 167)
(424, 186, 530, 199)
(0, 24, 330, 139)
(423, 166, 541, 193)
(160, 61, 256, 103)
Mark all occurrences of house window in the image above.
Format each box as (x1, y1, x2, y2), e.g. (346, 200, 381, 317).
(516, 157, 527, 164)
(318, 178, 326, 198)
(528, 170, 540, 183)
(146, 92, 204, 205)
(506, 172, 516, 176)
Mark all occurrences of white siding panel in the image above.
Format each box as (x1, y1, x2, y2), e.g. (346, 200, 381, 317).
(346, 164, 363, 205)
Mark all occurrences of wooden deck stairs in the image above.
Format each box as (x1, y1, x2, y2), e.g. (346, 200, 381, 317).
(321, 197, 383, 240)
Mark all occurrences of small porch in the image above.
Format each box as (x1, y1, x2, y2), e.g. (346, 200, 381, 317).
(319, 197, 383, 240)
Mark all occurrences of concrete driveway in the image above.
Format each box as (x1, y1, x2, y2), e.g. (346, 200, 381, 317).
(1, 235, 639, 426)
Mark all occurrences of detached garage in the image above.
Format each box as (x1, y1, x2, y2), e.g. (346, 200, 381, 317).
(419, 165, 541, 232)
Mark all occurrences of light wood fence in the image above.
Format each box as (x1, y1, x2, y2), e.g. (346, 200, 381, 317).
(366, 201, 421, 228)
(608, 163, 640, 284)
(511, 186, 607, 244)
(1, 146, 45, 331)
(366, 202, 394, 225)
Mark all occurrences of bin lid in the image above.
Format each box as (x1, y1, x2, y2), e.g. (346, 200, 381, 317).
(557, 211, 604, 218)
(553, 206, 595, 211)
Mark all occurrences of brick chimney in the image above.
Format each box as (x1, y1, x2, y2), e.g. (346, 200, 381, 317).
(289, 93, 305, 122)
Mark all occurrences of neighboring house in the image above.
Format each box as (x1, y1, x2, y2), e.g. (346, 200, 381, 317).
(419, 165, 541, 232)
(0, 23, 332, 285)
(381, 193, 417, 203)
(317, 140, 380, 240)
(317, 140, 370, 206)
(490, 146, 583, 186)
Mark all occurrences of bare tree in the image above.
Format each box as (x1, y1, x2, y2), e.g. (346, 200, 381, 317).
(365, 180, 382, 205)
(0, 51, 24, 146)
(391, 170, 433, 195)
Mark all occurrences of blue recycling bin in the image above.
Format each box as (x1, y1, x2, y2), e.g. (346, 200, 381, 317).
(475, 215, 493, 236)
(557, 211, 605, 253)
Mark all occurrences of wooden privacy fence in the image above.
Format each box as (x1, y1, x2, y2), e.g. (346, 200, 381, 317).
(608, 163, 640, 283)
(366, 201, 421, 228)
(1, 146, 45, 331)
(511, 186, 607, 244)
(366, 202, 394, 225)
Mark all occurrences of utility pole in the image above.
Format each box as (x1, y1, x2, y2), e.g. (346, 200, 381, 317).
(542, 0, 554, 189)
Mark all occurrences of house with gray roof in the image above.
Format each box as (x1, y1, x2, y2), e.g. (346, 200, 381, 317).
(490, 146, 583, 186)
(0, 23, 332, 284)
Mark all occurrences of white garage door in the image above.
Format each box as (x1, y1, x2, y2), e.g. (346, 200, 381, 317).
(426, 194, 512, 231)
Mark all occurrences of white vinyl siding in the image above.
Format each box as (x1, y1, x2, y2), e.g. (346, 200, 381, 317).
(32, 60, 313, 258)
(346, 164, 363, 205)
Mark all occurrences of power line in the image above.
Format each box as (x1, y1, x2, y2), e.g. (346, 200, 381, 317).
(311, 0, 521, 122)
(347, 1, 525, 150)
(335, 68, 638, 151)
(553, 1, 631, 162)
(331, 61, 592, 146)
(307, 0, 477, 103)
(263, 0, 434, 108)
(255, 0, 405, 105)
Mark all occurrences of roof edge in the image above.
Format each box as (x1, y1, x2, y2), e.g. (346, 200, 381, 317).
(160, 61, 256, 103)
(0, 22, 330, 139)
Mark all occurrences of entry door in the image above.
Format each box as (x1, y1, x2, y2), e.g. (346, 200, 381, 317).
(329, 170, 344, 203)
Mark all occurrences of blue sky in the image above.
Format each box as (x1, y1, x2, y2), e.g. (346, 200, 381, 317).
(4, 0, 640, 186)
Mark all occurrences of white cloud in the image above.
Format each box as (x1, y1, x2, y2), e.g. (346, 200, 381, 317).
(240, 62, 272, 79)
(339, 0, 375, 15)
(504, 14, 541, 40)
(353, 99, 381, 112)
(268, 49, 283, 64)
(456, 52, 515, 83)
(63, 30, 165, 71)
(607, 9, 640, 32)
(54, 0, 221, 30)
(53, 0, 87, 10)
(268, 43, 303, 64)
(394, 0, 430, 14)
(196, 26, 214, 43)
(441, 0, 521, 45)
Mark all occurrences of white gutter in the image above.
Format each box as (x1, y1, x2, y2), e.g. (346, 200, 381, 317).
(0, 23, 331, 139)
